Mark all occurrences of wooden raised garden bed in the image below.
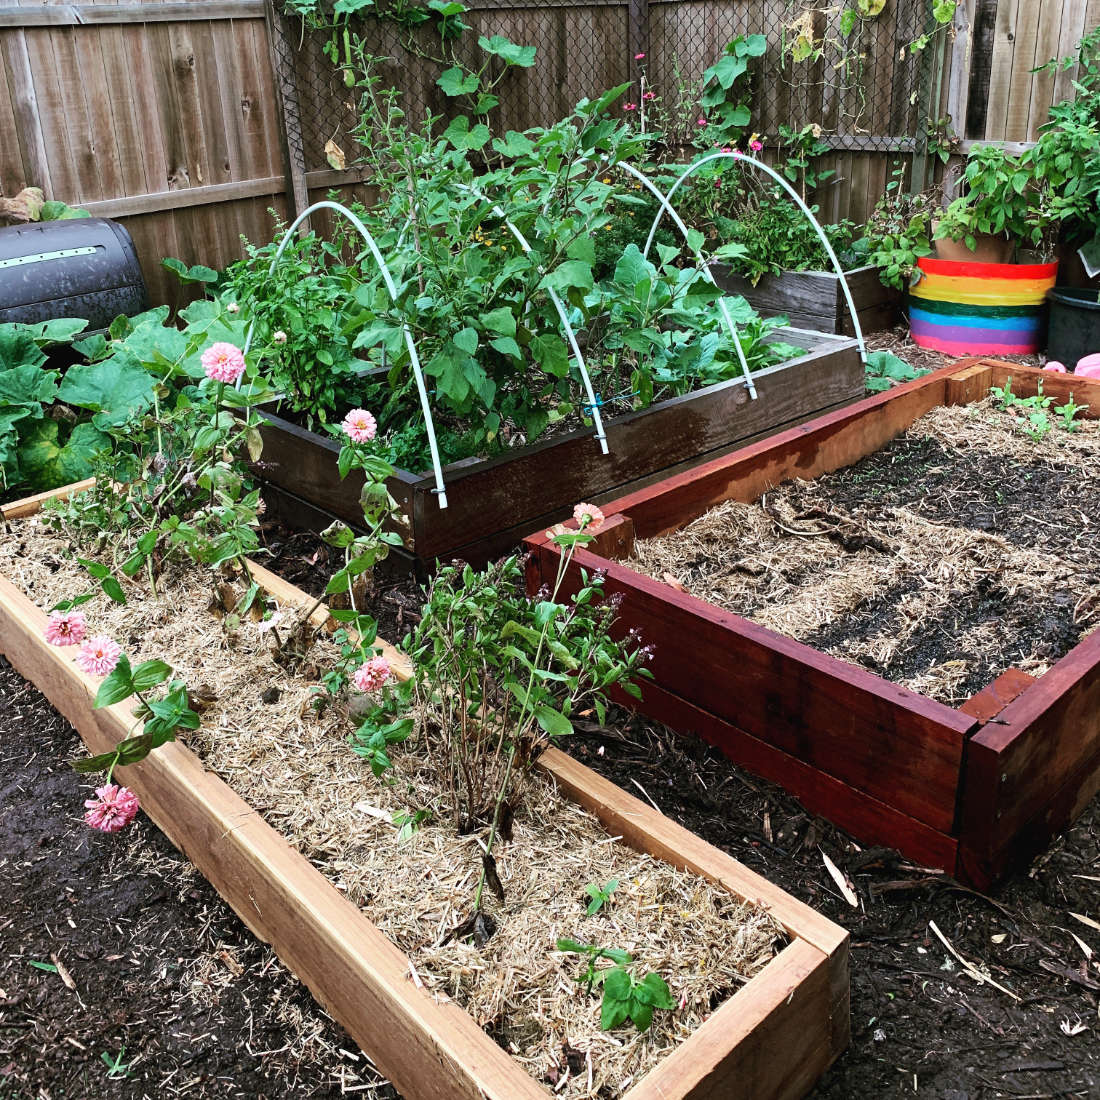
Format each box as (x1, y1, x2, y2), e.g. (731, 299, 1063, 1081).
(256, 327, 862, 565)
(0, 483, 849, 1100)
(524, 359, 1100, 890)
(710, 264, 901, 336)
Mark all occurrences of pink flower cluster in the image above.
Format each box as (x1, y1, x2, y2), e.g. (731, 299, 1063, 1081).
(84, 784, 141, 833)
(201, 341, 246, 384)
(341, 408, 377, 443)
(353, 655, 392, 694)
(45, 610, 86, 647)
(573, 502, 605, 532)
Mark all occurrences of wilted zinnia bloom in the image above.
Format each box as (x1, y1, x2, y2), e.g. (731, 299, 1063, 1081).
(200, 341, 246, 384)
(84, 784, 140, 833)
(45, 610, 87, 647)
(341, 408, 377, 443)
(76, 636, 122, 678)
(573, 503, 605, 532)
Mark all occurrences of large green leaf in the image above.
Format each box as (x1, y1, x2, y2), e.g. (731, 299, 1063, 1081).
(0, 326, 46, 371)
(0, 364, 58, 408)
(57, 358, 155, 426)
(477, 34, 536, 67)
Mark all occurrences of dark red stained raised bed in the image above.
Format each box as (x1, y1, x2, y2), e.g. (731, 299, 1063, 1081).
(524, 359, 1100, 889)
(255, 328, 861, 566)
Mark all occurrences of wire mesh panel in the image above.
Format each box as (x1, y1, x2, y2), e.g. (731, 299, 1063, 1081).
(272, 0, 941, 219)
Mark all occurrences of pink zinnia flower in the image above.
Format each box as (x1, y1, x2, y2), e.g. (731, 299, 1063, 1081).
(749, 138, 763, 153)
(76, 636, 122, 678)
(573, 503, 605, 532)
(84, 784, 140, 833)
(642, 91, 656, 101)
(201, 341, 246, 384)
(696, 117, 708, 127)
(352, 655, 391, 694)
(634, 52, 645, 60)
(623, 102, 638, 112)
(45, 610, 87, 647)
(720, 145, 733, 153)
(341, 408, 377, 443)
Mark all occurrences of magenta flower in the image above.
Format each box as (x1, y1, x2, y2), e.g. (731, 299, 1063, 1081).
(84, 784, 140, 833)
(341, 408, 378, 443)
(749, 138, 764, 153)
(353, 655, 391, 694)
(623, 102, 638, 112)
(696, 117, 708, 127)
(200, 341, 246, 384)
(634, 52, 645, 60)
(76, 636, 122, 678)
(45, 610, 87, 647)
(642, 91, 656, 101)
(721, 145, 734, 153)
(573, 502, 605, 532)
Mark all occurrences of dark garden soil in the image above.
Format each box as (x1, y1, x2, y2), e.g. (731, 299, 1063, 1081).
(0, 656, 396, 1100)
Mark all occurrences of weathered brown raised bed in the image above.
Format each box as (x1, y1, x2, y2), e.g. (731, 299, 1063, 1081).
(256, 327, 862, 565)
(524, 359, 1100, 890)
(0, 484, 849, 1100)
(710, 264, 901, 336)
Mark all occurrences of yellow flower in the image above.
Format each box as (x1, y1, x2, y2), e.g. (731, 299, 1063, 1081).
(602, 177, 612, 184)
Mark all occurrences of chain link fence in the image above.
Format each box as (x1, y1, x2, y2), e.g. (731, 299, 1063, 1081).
(271, 0, 942, 219)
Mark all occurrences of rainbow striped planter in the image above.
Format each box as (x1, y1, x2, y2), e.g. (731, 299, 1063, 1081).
(909, 257, 1059, 356)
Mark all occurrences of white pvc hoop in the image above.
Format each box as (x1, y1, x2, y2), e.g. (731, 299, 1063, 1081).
(642, 152, 869, 364)
(616, 159, 759, 399)
(454, 182, 610, 455)
(243, 200, 449, 509)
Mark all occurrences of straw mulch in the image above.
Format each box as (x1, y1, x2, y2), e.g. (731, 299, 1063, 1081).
(0, 516, 782, 1099)
(632, 401, 1100, 705)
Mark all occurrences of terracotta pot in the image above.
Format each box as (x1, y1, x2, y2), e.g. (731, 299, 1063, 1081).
(932, 229, 1015, 264)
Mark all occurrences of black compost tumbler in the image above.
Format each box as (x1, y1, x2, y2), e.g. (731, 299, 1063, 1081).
(0, 217, 148, 332)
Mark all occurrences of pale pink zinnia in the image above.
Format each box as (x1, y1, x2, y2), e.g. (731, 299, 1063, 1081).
(341, 408, 377, 443)
(84, 784, 140, 833)
(1044, 361, 1067, 373)
(76, 635, 122, 678)
(200, 341, 246, 384)
(352, 655, 391, 694)
(573, 502, 605, 532)
(44, 610, 87, 647)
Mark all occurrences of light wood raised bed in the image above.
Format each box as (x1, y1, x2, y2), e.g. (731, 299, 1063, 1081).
(524, 359, 1100, 891)
(0, 484, 849, 1100)
(710, 264, 901, 336)
(256, 327, 862, 566)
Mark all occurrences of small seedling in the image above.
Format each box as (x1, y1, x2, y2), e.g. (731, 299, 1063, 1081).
(393, 807, 431, 844)
(1054, 395, 1088, 431)
(584, 878, 619, 916)
(556, 938, 676, 1032)
(101, 1046, 133, 1079)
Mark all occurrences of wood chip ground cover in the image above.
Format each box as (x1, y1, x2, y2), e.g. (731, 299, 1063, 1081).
(632, 400, 1100, 705)
(0, 517, 782, 1099)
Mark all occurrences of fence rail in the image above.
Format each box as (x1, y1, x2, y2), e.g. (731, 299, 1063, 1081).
(0, 0, 1097, 311)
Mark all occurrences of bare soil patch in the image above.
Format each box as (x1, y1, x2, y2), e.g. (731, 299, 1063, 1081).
(632, 401, 1100, 705)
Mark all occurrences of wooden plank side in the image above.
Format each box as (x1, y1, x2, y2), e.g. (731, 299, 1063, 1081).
(533, 540, 974, 834)
(959, 629, 1100, 856)
(0, 572, 548, 1100)
(595, 673, 960, 871)
(598, 365, 955, 539)
(624, 941, 840, 1100)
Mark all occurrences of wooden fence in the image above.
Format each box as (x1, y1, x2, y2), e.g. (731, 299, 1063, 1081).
(0, 0, 1098, 313)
